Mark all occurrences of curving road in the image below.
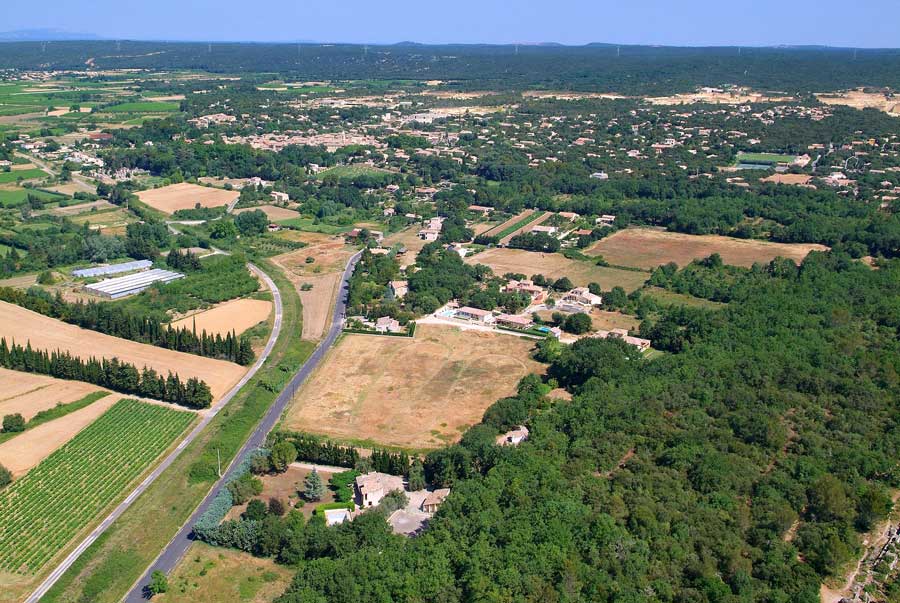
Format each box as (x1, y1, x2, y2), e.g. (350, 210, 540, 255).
(122, 250, 362, 602)
(26, 263, 283, 603)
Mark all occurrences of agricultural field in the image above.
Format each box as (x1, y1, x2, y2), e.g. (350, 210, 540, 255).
(170, 298, 272, 337)
(234, 204, 301, 222)
(316, 164, 392, 180)
(0, 399, 194, 575)
(383, 225, 429, 267)
(66, 206, 135, 235)
(479, 209, 537, 240)
(136, 183, 239, 215)
(734, 152, 799, 165)
(0, 301, 248, 400)
(466, 247, 650, 292)
(0, 169, 46, 185)
(0, 368, 106, 421)
(283, 325, 544, 449)
(641, 286, 728, 310)
(586, 228, 828, 269)
(156, 544, 293, 603)
(0, 393, 118, 475)
(0, 187, 66, 208)
(271, 232, 355, 340)
(102, 101, 180, 113)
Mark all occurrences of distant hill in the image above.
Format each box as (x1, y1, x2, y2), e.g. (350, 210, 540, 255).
(0, 29, 102, 42)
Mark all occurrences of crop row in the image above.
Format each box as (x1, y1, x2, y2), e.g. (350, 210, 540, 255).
(0, 398, 194, 574)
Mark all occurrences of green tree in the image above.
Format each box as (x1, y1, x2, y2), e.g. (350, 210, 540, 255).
(0, 463, 11, 488)
(563, 312, 592, 334)
(303, 468, 325, 501)
(270, 441, 297, 473)
(2, 413, 25, 433)
(244, 498, 268, 521)
(408, 459, 426, 491)
(148, 570, 168, 596)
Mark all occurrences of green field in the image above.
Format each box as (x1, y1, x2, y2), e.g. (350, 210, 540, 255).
(276, 217, 353, 233)
(0, 169, 46, 185)
(735, 152, 798, 165)
(0, 187, 65, 207)
(494, 210, 547, 240)
(317, 164, 392, 181)
(104, 101, 180, 113)
(0, 399, 194, 574)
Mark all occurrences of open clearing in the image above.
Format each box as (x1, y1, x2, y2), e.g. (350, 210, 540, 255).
(225, 464, 337, 521)
(466, 247, 649, 292)
(0, 368, 106, 421)
(156, 543, 293, 603)
(0, 399, 194, 575)
(586, 228, 828, 269)
(383, 226, 428, 268)
(816, 89, 900, 116)
(170, 298, 272, 337)
(0, 301, 247, 400)
(136, 183, 239, 215)
(283, 325, 544, 449)
(271, 232, 354, 340)
(0, 393, 117, 476)
(234, 204, 300, 222)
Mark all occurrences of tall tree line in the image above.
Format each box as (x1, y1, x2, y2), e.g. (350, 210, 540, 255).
(0, 287, 255, 366)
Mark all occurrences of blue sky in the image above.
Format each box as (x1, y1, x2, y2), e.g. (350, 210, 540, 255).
(4, 0, 899, 47)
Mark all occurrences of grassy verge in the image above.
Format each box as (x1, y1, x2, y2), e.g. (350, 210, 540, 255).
(0, 390, 109, 445)
(39, 259, 311, 603)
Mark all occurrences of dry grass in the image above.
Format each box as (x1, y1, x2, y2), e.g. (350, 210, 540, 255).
(586, 228, 828, 269)
(816, 89, 900, 116)
(0, 394, 117, 476)
(383, 226, 428, 268)
(466, 247, 649, 292)
(0, 301, 247, 400)
(760, 173, 814, 186)
(283, 325, 544, 449)
(156, 543, 293, 603)
(226, 465, 337, 521)
(136, 183, 239, 215)
(0, 368, 105, 421)
(271, 233, 354, 340)
(233, 204, 300, 221)
(170, 298, 272, 337)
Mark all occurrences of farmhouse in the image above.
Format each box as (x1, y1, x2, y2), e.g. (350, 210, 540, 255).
(422, 488, 451, 514)
(496, 313, 534, 330)
(375, 316, 404, 333)
(596, 214, 616, 226)
(84, 268, 184, 299)
(496, 425, 530, 446)
(468, 204, 493, 215)
(503, 279, 546, 303)
(388, 280, 408, 299)
(356, 471, 405, 508)
(270, 191, 290, 203)
(594, 328, 652, 352)
(531, 224, 558, 235)
(455, 306, 495, 324)
(418, 216, 444, 241)
(560, 287, 603, 311)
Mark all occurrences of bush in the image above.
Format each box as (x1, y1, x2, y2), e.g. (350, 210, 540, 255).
(244, 498, 268, 521)
(329, 470, 360, 503)
(268, 497, 286, 516)
(0, 463, 11, 488)
(2, 413, 25, 433)
(148, 570, 168, 596)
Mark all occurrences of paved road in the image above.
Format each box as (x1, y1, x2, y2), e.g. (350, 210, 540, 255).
(26, 263, 283, 603)
(122, 250, 362, 602)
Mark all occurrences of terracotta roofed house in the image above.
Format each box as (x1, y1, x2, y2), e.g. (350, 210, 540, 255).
(355, 472, 405, 508)
(422, 488, 451, 514)
(455, 306, 495, 323)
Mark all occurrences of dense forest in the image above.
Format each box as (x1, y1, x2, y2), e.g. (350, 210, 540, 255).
(2, 42, 900, 94)
(253, 251, 900, 603)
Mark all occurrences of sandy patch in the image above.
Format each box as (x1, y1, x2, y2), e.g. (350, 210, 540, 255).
(760, 173, 814, 186)
(816, 88, 900, 116)
(0, 394, 118, 476)
(136, 183, 239, 215)
(233, 204, 300, 221)
(586, 228, 828, 269)
(170, 298, 272, 337)
(0, 301, 247, 400)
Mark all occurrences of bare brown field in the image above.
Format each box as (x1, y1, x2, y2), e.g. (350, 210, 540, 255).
(586, 228, 828, 269)
(0, 368, 106, 421)
(466, 248, 649, 292)
(170, 298, 272, 337)
(536, 309, 639, 333)
(0, 274, 37, 289)
(760, 173, 814, 186)
(645, 90, 794, 106)
(156, 544, 293, 603)
(0, 394, 117, 476)
(283, 325, 544, 449)
(46, 182, 95, 196)
(0, 302, 247, 400)
(271, 234, 354, 339)
(234, 204, 300, 221)
(136, 183, 239, 215)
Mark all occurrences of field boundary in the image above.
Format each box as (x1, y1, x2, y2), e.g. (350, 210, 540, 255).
(25, 263, 283, 603)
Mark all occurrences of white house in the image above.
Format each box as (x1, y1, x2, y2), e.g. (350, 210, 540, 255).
(355, 472, 405, 508)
